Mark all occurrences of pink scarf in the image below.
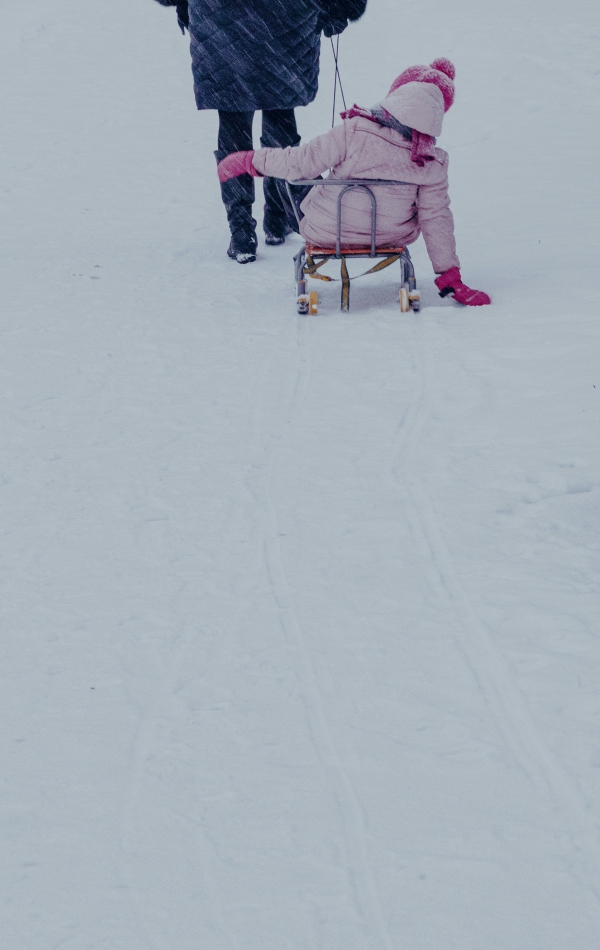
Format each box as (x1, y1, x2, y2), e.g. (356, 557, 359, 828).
(340, 104, 436, 168)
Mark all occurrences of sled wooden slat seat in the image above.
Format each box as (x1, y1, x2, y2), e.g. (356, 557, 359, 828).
(306, 244, 407, 258)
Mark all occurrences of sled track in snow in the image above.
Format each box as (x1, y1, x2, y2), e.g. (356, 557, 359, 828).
(246, 313, 396, 950)
(398, 316, 600, 916)
(118, 586, 238, 946)
(119, 617, 241, 949)
(118, 621, 206, 950)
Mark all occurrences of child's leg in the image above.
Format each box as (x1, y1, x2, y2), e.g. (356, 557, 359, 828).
(261, 110, 303, 239)
(216, 111, 257, 250)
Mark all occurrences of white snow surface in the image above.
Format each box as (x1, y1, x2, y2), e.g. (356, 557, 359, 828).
(2, 1, 600, 947)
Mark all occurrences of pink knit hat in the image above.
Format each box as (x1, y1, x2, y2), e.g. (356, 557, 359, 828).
(384, 58, 455, 166)
(389, 58, 456, 111)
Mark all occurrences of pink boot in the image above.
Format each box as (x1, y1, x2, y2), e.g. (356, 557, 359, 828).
(435, 267, 491, 306)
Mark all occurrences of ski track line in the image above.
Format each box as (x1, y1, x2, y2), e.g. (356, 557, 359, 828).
(50, 935, 78, 950)
(398, 314, 600, 915)
(0, 523, 61, 599)
(119, 612, 232, 950)
(119, 625, 195, 950)
(246, 313, 396, 950)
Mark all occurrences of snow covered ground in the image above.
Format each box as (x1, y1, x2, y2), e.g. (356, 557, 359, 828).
(2, 1, 600, 947)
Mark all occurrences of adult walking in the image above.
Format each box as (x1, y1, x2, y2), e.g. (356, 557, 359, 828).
(153, 0, 368, 262)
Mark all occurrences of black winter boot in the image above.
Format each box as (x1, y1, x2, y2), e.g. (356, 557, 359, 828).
(263, 177, 295, 245)
(227, 229, 258, 264)
(260, 110, 302, 246)
(217, 154, 258, 263)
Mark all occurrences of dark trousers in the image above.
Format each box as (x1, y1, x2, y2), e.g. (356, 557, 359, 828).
(216, 109, 301, 239)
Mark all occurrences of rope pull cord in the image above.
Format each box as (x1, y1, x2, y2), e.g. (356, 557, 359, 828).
(330, 35, 347, 128)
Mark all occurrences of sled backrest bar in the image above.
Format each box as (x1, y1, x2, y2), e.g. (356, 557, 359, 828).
(336, 184, 376, 258)
(286, 179, 412, 259)
(288, 179, 412, 187)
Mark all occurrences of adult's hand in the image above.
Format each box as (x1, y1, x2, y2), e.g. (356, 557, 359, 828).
(175, 1, 189, 31)
(317, 0, 368, 36)
(152, 0, 189, 33)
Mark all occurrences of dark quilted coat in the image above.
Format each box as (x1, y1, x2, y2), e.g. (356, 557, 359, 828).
(153, 1, 368, 111)
(187, 0, 322, 111)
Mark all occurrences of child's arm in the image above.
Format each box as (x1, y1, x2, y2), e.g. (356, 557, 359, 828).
(418, 162, 490, 305)
(252, 124, 350, 181)
(416, 171, 460, 275)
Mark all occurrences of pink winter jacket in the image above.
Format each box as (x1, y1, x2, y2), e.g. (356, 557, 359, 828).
(252, 116, 460, 273)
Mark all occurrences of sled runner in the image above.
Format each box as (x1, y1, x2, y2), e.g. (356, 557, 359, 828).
(285, 179, 421, 315)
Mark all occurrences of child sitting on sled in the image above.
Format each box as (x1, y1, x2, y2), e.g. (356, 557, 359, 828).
(217, 58, 490, 306)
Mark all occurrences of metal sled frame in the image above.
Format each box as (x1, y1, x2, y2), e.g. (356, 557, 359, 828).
(285, 179, 420, 314)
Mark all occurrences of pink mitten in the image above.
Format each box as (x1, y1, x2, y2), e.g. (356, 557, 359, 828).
(217, 151, 262, 183)
(435, 266, 491, 306)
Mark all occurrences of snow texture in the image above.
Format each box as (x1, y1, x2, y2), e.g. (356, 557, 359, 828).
(1, 1, 600, 948)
